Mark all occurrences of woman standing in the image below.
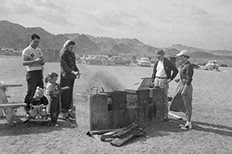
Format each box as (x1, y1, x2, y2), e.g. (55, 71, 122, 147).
(170, 50, 194, 130)
(59, 40, 80, 121)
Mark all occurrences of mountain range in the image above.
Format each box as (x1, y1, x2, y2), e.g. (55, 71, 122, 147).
(1, 20, 232, 59)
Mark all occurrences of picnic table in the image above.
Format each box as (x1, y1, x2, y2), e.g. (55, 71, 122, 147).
(0, 83, 26, 126)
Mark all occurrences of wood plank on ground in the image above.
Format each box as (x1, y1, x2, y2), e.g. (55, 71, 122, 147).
(110, 127, 144, 147)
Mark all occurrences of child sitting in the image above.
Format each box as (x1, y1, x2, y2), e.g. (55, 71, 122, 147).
(32, 87, 49, 106)
(45, 72, 69, 126)
(27, 86, 49, 118)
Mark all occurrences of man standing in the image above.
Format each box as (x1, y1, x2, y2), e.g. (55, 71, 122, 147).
(22, 33, 45, 114)
(151, 49, 178, 121)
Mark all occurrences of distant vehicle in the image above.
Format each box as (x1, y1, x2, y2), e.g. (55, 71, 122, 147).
(80, 55, 98, 63)
(85, 55, 114, 65)
(80, 55, 89, 63)
(192, 63, 200, 69)
(205, 60, 219, 71)
(220, 64, 228, 67)
(108, 56, 131, 66)
(137, 57, 151, 67)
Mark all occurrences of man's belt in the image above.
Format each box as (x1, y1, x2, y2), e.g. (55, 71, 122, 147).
(156, 76, 167, 79)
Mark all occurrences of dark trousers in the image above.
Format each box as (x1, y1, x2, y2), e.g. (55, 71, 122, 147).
(50, 97, 60, 124)
(60, 78, 75, 112)
(24, 70, 44, 111)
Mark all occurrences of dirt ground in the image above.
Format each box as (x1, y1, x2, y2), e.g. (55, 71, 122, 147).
(0, 56, 232, 154)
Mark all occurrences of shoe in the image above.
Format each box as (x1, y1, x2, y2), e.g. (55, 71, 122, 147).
(59, 112, 68, 120)
(180, 122, 192, 130)
(50, 122, 59, 127)
(64, 116, 75, 122)
(68, 109, 75, 118)
(164, 116, 169, 122)
(25, 113, 30, 119)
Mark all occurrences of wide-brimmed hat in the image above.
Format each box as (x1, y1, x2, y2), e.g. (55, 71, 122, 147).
(176, 50, 189, 57)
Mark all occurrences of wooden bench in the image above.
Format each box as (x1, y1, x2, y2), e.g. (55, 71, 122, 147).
(0, 102, 26, 108)
(0, 84, 26, 126)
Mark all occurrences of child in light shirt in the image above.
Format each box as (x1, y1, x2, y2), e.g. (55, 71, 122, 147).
(45, 72, 69, 126)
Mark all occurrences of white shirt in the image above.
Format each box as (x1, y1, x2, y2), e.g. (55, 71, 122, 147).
(22, 46, 43, 71)
(155, 60, 167, 78)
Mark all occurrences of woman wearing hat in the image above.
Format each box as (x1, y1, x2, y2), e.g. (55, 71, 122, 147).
(170, 50, 194, 130)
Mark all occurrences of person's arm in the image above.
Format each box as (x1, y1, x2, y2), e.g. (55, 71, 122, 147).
(185, 64, 194, 85)
(22, 56, 44, 66)
(60, 52, 73, 73)
(151, 62, 157, 82)
(22, 49, 44, 66)
(181, 64, 194, 95)
(71, 54, 80, 76)
(168, 60, 179, 81)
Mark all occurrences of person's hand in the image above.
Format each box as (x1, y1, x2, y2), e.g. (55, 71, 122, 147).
(72, 71, 81, 77)
(34, 57, 44, 65)
(61, 86, 70, 91)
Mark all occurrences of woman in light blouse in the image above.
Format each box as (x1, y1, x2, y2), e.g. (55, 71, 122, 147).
(170, 50, 194, 130)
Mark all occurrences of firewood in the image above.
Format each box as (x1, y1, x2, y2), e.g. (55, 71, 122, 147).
(113, 123, 138, 138)
(110, 127, 144, 147)
(87, 128, 121, 137)
(100, 123, 138, 141)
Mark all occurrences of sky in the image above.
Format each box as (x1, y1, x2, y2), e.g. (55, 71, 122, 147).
(1, 0, 232, 50)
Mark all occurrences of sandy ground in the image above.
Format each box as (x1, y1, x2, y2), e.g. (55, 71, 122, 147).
(0, 56, 232, 154)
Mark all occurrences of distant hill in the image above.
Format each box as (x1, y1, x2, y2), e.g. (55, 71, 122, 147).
(169, 44, 232, 57)
(210, 50, 232, 56)
(0, 20, 69, 50)
(0, 20, 158, 55)
(169, 44, 206, 53)
(1, 20, 232, 60)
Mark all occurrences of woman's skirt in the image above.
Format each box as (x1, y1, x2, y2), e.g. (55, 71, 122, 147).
(170, 80, 193, 113)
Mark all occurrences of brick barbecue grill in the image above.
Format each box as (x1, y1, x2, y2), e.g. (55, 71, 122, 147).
(74, 77, 165, 131)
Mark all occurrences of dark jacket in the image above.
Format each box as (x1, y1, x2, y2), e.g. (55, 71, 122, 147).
(59, 50, 79, 80)
(152, 57, 178, 81)
(180, 61, 194, 85)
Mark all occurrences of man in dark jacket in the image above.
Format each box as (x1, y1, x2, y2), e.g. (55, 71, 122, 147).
(151, 49, 178, 121)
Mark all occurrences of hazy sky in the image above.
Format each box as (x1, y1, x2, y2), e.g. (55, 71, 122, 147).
(1, 0, 232, 50)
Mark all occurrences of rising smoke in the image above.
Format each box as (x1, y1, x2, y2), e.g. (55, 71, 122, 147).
(87, 70, 125, 93)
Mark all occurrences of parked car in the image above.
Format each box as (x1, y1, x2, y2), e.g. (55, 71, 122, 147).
(137, 57, 151, 67)
(85, 55, 114, 65)
(108, 56, 131, 66)
(80, 55, 89, 63)
(220, 64, 228, 67)
(192, 63, 200, 69)
(205, 60, 219, 70)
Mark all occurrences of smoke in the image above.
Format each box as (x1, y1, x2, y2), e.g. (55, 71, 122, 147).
(87, 70, 125, 93)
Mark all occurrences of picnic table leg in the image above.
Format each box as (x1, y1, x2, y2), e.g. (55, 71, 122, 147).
(0, 87, 7, 117)
(3, 107, 22, 126)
